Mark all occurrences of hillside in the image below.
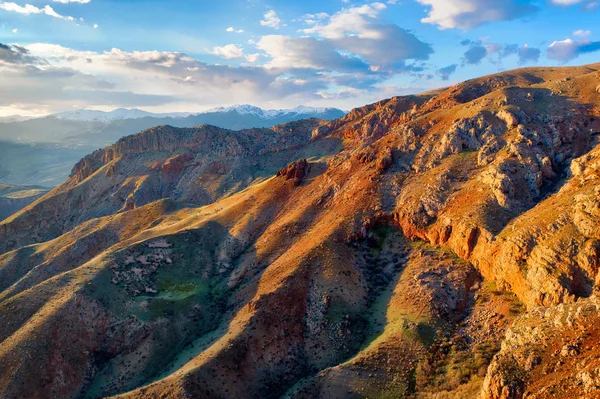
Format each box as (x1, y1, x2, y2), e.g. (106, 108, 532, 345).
(0, 106, 344, 188)
(0, 63, 599, 399)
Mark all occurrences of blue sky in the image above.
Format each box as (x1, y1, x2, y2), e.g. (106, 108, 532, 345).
(0, 0, 599, 116)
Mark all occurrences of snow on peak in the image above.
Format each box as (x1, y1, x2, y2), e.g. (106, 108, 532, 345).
(49, 105, 342, 122)
(200, 104, 340, 119)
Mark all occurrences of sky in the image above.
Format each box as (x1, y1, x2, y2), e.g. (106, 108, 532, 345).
(0, 0, 599, 116)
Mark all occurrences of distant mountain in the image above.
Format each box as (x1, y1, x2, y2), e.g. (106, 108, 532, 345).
(0, 105, 346, 186)
(50, 105, 344, 123)
(0, 115, 37, 124)
(52, 108, 192, 122)
(202, 104, 344, 119)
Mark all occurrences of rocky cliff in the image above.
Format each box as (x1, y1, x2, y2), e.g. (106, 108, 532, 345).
(0, 63, 599, 399)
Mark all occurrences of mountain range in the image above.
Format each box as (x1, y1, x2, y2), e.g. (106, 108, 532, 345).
(0, 105, 345, 187)
(1, 63, 600, 399)
(0, 105, 344, 124)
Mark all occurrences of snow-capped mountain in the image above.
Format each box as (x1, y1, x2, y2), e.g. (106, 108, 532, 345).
(49, 105, 344, 123)
(52, 108, 192, 122)
(201, 104, 343, 119)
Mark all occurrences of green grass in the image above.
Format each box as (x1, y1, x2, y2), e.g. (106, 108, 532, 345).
(154, 278, 207, 300)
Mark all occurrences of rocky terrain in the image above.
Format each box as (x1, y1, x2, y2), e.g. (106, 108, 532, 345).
(0, 63, 599, 399)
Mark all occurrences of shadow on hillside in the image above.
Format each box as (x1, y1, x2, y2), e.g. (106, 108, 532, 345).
(82, 219, 264, 398)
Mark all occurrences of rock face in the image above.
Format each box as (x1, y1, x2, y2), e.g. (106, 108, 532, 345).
(481, 295, 600, 399)
(277, 159, 311, 186)
(1, 63, 600, 399)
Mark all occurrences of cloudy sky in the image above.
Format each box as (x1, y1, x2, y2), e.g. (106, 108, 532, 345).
(0, 0, 599, 116)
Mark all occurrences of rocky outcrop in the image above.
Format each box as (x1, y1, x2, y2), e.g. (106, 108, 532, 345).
(160, 152, 195, 173)
(481, 295, 600, 399)
(376, 147, 393, 173)
(277, 159, 311, 186)
(311, 96, 427, 142)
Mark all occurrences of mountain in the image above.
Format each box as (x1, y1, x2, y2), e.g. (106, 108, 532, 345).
(0, 105, 345, 187)
(1, 63, 600, 399)
(51, 105, 345, 123)
(53, 108, 192, 122)
(203, 104, 345, 119)
(0, 115, 37, 124)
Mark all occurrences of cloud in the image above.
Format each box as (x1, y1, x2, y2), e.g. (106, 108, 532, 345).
(517, 44, 540, 64)
(257, 35, 370, 71)
(547, 38, 600, 62)
(260, 10, 281, 29)
(0, 2, 75, 21)
(12, 28, 17, 33)
(460, 40, 540, 65)
(211, 44, 244, 59)
(226, 26, 244, 33)
(463, 44, 487, 64)
(303, 3, 387, 40)
(0, 42, 43, 65)
(551, 0, 599, 8)
(301, 12, 329, 25)
(550, 0, 583, 4)
(415, 0, 536, 30)
(0, 43, 346, 114)
(302, 3, 433, 69)
(245, 53, 260, 63)
(573, 29, 591, 37)
(437, 64, 457, 80)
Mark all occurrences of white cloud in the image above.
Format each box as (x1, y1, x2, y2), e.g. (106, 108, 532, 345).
(551, 0, 599, 7)
(226, 26, 234, 32)
(257, 35, 369, 71)
(302, 3, 432, 68)
(547, 38, 600, 62)
(0, 2, 75, 21)
(226, 26, 244, 33)
(573, 29, 591, 37)
(551, 0, 584, 4)
(304, 3, 387, 40)
(415, 0, 536, 30)
(93, 23, 98, 29)
(211, 44, 244, 59)
(547, 39, 579, 62)
(244, 53, 260, 63)
(301, 12, 329, 24)
(260, 10, 281, 29)
(12, 28, 17, 33)
(0, 43, 336, 114)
